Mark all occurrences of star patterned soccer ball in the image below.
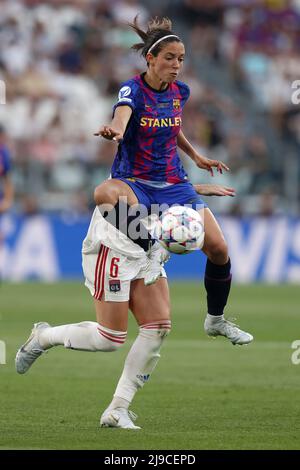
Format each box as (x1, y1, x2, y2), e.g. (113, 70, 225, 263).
(156, 206, 205, 254)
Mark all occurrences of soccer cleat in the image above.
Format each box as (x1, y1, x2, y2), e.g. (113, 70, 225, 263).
(144, 242, 170, 286)
(15, 322, 50, 374)
(100, 407, 141, 430)
(204, 315, 253, 345)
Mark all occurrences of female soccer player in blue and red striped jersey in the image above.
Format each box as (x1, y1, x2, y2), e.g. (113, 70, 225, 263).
(94, 16, 253, 345)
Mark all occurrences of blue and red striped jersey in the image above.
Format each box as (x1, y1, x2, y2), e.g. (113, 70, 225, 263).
(111, 73, 190, 183)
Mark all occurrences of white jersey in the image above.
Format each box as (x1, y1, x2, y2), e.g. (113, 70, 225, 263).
(82, 206, 159, 259)
(82, 207, 166, 302)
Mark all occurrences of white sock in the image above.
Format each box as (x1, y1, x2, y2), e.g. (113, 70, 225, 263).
(39, 321, 127, 352)
(206, 313, 224, 322)
(107, 396, 130, 411)
(110, 320, 171, 405)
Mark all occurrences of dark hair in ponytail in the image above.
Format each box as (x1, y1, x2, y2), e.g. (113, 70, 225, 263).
(129, 16, 181, 58)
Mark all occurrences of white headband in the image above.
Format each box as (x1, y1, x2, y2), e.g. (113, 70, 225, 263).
(147, 35, 180, 55)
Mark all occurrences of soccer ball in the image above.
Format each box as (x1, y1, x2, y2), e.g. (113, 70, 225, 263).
(156, 206, 205, 254)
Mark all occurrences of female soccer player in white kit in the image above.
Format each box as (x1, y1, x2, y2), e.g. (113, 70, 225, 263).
(15, 183, 235, 430)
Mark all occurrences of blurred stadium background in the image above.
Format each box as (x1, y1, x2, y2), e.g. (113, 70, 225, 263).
(1, 0, 300, 451)
(0, 0, 300, 282)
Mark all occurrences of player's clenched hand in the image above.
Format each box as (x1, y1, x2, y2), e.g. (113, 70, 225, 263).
(193, 154, 229, 176)
(94, 126, 123, 143)
(194, 184, 235, 197)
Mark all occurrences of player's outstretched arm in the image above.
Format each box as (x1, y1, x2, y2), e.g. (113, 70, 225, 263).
(177, 130, 229, 176)
(94, 105, 133, 143)
(193, 183, 235, 197)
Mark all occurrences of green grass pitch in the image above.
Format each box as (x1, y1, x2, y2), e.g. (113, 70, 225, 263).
(0, 282, 299, 450)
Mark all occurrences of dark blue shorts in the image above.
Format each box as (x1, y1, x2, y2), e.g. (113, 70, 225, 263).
(116, 178, 207, 213)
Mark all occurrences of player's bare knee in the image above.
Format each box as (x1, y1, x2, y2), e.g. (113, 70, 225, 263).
(206, 240, 228, 261)
(94, 184, 105, 205)
(94, 182, 120, 206)
(94, 184, 111, 206)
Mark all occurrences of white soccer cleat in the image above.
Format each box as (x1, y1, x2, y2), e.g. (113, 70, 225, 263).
(204, 315, 253, 345)
(100, 408, 141, 430)
(15, 322, 50, 374)
(144, 242, 170, 286)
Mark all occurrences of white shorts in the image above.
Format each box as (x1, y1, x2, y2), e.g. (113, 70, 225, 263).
(82, 242, 167, 302)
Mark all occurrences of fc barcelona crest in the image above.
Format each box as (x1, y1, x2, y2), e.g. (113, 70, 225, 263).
(173, 99, 180, 109)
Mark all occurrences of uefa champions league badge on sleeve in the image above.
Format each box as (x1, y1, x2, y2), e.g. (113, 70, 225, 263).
(118, 86, 132, 103)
